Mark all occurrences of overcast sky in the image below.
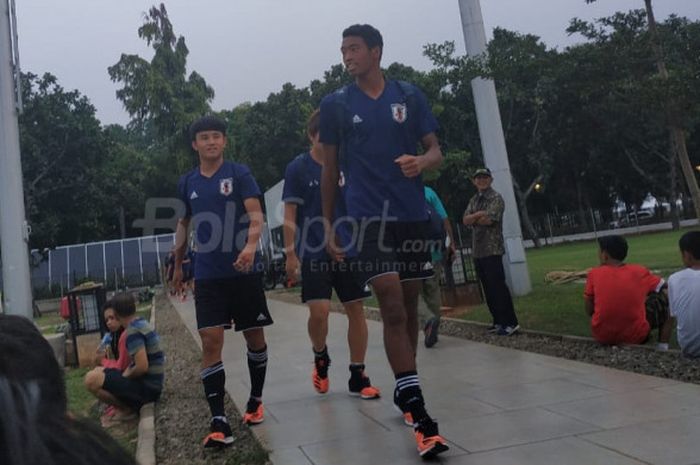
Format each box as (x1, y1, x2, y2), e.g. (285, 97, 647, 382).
(15, 0, 699, 126)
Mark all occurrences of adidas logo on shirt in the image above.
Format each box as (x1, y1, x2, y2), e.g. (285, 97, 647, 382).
(256, 313, 267, 322)
(352, 114, 363, 124)
(190, 191, 199, 200)
(422, 262, 434, 271)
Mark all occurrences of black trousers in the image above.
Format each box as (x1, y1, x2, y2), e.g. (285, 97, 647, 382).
(474, 255, 518, 327)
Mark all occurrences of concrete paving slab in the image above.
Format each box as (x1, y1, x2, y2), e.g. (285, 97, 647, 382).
(563, 367, 681, 393)
(654, 382, 700, 400)
(269, 446, 315, 465)
(254, 404, 388, 450)
(445, 437, 647, 465)
(545, 389, 700, 429)
(465, 378, 608, 410)
(426, 352, 585, 389)
(580, 414, 700, 465)
(300, 428, 470, 465)
(169, 294, 700, 465)
(439, 407, 600, 452)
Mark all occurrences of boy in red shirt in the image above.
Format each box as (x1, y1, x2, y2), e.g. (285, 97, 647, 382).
(584, 235, 667, 345)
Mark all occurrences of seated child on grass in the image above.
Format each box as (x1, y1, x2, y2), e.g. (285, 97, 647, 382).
(84, 293, 164, 417)
(94, 302, 132, 422)
(584, 235, 671, 347)
(95, 303, 130, 371)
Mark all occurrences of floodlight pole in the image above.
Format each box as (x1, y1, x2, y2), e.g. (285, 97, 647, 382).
(0, 0, 33, 317)
(457, 0, 532, 295)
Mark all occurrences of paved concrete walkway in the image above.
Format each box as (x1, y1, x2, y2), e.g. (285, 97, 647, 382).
(170, 295, 700, 465)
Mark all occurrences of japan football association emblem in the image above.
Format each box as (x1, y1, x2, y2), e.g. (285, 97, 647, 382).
(391, 103, 407, 123)
(219, 177, 233, 196)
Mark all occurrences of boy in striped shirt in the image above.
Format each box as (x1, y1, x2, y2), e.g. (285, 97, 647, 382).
(85, 292, 164, 416)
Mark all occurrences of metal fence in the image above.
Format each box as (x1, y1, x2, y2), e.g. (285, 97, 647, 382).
(525, 204, 697, 246)
(14, 218, 489, 300)
(24, 234, 176, 299)
(451, 223, 479, 285)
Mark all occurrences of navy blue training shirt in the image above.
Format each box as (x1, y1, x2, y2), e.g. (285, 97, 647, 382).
(319, 80, 439, 222)
(178, 161, 262, 280)
(282, 152, 355, 261)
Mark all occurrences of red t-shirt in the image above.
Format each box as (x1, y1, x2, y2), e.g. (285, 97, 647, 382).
(584, 264, 662, 345)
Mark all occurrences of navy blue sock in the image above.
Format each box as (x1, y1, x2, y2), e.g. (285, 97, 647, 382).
(201, 361, 225, 419)
(247, 346, 268, 399)
(349, 363, 365, 381)
(395, 371, 427, 424)
(313, 346, 330, 378)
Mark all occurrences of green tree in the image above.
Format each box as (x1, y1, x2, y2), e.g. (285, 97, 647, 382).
(19, 73, 112, 247)
(569, 8, 700, 228)
(108, 3, 214, 195)
(424, 36, 557, 244)
(308, 64, 351, 106)
(583, 0, 700, 221)
(228, 84, 313, 191)
(421, 41, 482, 219)
(101, 124, 151, 237)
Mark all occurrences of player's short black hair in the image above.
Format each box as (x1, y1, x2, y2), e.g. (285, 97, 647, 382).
(110, 292, 136, 318)
(679, 231, 700, 260)
(342, 24, 383, 53)
(189, 115, 227, 141)
(598, 235, 628, 261)
(307, 109, 320, 137)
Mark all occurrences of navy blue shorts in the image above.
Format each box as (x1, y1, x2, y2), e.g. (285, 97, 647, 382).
(102, 368, 160, 411)
(301, 259, 371, 303)
(194, 274, 273, 331)
(353, 221, 435, 286)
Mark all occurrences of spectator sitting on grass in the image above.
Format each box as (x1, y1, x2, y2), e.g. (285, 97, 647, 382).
(85, 293, 164, 420)
(94, 302, 132, 425)
(584, 235, 671, 347)
(0, 314, 136, 465)
(95, 303, 129, 370)
(668, 231, 700, 358)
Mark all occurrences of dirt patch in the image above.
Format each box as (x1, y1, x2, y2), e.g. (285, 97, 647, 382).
(154, 293, 269, 465)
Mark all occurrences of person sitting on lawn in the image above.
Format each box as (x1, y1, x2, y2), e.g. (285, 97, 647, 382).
(94, 302, 132, 424)
(584, 235, 670, 347)
(84, 293, 164, 418)
(95, 304, 129, 370)
(668, 231, 700, 358)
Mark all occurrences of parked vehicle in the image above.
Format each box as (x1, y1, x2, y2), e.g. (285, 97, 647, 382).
(609, 210, 654, 229)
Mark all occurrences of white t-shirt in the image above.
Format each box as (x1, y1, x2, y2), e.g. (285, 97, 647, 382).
(668, 268, 700, 358)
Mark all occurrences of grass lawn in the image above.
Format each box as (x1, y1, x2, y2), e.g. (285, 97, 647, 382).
(275, 228, 694, 342)
(460, 228, 693, 340)
(65, 367, 93, 416)
(34, 311, 65, 334)
(65, 367, 139, 455)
